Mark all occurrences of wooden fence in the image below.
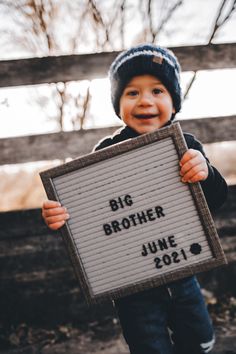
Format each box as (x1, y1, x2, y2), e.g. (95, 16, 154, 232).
(0, 43, 236, 326)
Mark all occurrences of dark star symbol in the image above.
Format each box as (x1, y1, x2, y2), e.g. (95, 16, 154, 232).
(190, 243, 202, 255)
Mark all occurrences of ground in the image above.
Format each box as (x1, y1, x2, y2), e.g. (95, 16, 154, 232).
(1, 293, 236, 354)
(1, 321, 236, 354)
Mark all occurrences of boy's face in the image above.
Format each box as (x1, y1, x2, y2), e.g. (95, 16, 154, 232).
(119, 75, 175, 134)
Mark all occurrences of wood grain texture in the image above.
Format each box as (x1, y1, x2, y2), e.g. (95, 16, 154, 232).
(0, 43, 235, 88)
(0, 116, 235, 165)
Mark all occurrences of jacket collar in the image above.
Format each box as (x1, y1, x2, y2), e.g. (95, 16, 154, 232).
(119, 120, 173, 140)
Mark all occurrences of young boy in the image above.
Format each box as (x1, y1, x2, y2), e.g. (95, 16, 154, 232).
(42, 44, 228, 353)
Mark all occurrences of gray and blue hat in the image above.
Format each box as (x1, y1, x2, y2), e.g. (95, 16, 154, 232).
(109, 44, 182, 119)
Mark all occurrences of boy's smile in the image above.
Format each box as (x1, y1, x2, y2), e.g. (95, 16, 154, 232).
(119, 75, 175, 134)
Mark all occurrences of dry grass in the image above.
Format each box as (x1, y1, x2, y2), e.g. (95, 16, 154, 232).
(0, 168, 46, 211)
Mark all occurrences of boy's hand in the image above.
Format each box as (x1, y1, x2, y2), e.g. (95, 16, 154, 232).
(179, 149, 208, 183)
(42, 200, 69, 230)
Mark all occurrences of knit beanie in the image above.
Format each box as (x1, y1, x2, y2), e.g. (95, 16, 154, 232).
(109, 44, 182, 119)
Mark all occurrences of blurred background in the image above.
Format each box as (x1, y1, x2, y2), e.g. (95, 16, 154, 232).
(1, 1, 236, 353)
(0, 0, 236, 211)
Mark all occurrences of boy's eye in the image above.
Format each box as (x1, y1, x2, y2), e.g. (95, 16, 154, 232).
(127, 90, 138, 96)
(153, 88, 162, 94)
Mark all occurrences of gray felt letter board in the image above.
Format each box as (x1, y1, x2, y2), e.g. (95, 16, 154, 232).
(40, 122, 227, 304)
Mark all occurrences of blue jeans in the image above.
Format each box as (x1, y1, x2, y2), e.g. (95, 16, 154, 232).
(115, 276, 215, 354)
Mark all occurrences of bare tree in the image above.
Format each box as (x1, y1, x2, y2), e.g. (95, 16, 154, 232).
(147, 0, 183, 43)
(208, 0, 236, 44)
(0, 0, 186, 130)
(0, 0, 93, 131)
(135, 0, 183, 43)
(0, 0, 133, 130)
(73, 85, 91, 130)
(183, 0, 236, 101)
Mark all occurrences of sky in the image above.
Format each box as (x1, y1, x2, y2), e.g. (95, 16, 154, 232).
(0, 0, 236, 139)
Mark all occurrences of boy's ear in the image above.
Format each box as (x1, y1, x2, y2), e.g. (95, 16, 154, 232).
(172, 107, 176, 114)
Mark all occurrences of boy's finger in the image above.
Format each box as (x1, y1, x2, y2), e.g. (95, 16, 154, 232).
(189, 171, 207, 183)
(180, 149, 198, 166)
(181, 168, 197, 182)
(48, 220, 66, 231)
(180, 156, 202, 176)
(43, 206, 67, 217)
(43, 200, 61, 209)
(46, 214, 69, 224)
(182, 169, 207, 183)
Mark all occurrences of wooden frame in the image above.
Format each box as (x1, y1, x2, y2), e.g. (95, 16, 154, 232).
(40, 122, 227, 304)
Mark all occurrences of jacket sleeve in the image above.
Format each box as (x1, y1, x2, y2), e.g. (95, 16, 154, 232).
(185, 134, 228, 211)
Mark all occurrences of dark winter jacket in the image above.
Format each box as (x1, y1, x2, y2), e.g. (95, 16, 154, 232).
(94, 125, 228, 212)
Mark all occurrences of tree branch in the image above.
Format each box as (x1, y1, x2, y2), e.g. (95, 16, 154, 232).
(183, 72, 197, 100)
(208, 0, 236, 44)
(153, 0, 183, 41)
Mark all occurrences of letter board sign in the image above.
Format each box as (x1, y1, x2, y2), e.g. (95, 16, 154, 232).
(40, 122, 227, 304)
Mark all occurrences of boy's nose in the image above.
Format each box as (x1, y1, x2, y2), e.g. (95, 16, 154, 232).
(138, 93, 154, 106)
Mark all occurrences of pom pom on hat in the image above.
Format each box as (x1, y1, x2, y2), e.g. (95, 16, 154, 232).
(109, 44, 182, 119)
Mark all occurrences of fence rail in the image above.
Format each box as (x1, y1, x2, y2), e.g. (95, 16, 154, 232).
(0, 115, 235, 165)
(0, 43, 236, 88)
